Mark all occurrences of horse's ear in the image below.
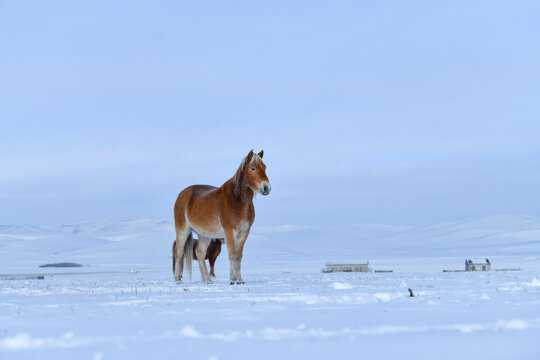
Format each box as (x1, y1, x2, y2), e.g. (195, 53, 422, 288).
(258, 150, 264, 159)
(246, 149, 254, 163)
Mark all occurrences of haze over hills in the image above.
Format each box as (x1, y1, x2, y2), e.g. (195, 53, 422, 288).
(363, 214, 540, 256)
(1, 214, 539, 273)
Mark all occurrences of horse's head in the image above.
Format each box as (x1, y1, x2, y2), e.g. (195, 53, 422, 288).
(239, 149, 271, 196)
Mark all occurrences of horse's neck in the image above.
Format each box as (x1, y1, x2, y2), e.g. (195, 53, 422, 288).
(223, 176, 254, 205)
(240, 186, 254, 203)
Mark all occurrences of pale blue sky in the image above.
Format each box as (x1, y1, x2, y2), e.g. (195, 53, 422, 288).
(1, 1, 539, 226)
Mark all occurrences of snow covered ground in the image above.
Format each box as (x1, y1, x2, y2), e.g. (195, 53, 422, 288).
(1, 214, 540, 359)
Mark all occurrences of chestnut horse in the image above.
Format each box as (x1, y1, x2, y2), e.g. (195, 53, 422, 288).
(172, 238, 224, 277)
(173, 150, 270, 284)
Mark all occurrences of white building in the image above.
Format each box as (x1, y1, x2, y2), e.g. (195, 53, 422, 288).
(323, 262, 370, 273)
(465, 258, 491, 271)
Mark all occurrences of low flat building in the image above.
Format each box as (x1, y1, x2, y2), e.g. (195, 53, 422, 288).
(323, 262, 370, 273)
(465, 258, 491, 271)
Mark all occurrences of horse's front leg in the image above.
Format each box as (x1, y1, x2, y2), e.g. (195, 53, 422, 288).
(208, 254, 217, 277)
(234, 227, 250, 285)
(224, 228, 238, 284)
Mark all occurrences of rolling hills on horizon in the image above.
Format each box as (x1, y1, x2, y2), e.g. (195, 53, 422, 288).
(1, 214, 539, 273)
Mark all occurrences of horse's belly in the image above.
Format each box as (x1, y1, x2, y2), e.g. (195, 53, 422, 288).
(192, 225, 225, 239)
(188, 218, 225, 239)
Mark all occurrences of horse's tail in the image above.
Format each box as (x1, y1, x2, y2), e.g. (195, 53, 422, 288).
(172, 240, 176, 274)
(184, 232, 193, 280)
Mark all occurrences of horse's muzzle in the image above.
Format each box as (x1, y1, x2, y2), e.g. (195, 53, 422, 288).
(260, 183, 271, 196)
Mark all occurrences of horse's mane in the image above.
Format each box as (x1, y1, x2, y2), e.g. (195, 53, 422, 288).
(233, 152, 261, 197)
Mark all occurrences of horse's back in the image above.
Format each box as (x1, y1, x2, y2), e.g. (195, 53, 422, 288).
(175, 185, 216, 211)
(189, 184, 219, 201)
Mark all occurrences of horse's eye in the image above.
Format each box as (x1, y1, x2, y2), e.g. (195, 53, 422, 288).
(251, 167, 255, 171)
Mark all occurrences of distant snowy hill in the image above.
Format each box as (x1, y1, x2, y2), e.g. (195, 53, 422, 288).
(0, 215, 539, 273)
(367, 214, 540, 256)
(0, 219, 173, 272)
(249, 214, 540, 259)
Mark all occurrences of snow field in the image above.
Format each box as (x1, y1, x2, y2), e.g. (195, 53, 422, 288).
(1, 215, 540, 358)
(1, 261, 540, 359)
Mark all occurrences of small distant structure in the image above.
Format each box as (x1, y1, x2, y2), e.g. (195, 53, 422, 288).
(39, 262, 82, 268)
(0, 274, 44, 280)
(444, 259, 519, 273)
(465, 258, 491, 271)
(323, 262, 370, 273)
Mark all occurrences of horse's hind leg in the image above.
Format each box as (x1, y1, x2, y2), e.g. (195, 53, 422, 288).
(174, 227, 191, 283)
(195, 235, 212, 284)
